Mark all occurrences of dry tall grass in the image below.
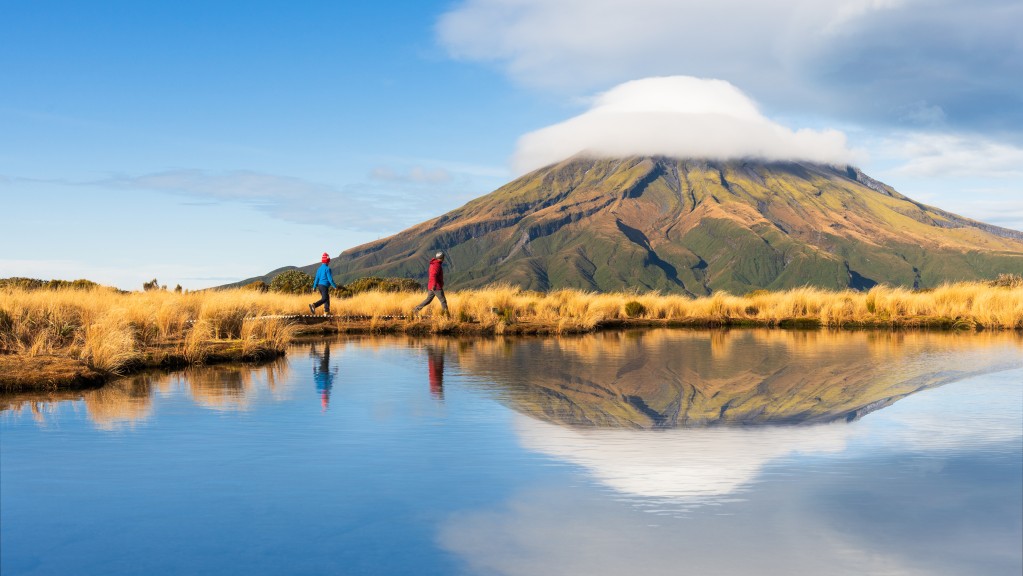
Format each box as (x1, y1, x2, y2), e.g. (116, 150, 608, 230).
(1, 280, 1020, 372)
(0, 286, 303, 372)
(385, 282, 1022, 331)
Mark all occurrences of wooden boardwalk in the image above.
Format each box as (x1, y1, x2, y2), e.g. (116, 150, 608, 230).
(182, 314, 420, 326)
(242, 314, 412, 323)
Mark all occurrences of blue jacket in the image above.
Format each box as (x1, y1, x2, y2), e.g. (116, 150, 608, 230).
(313, 263, 337, 289)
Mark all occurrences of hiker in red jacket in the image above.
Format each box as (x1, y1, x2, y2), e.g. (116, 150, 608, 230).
(413, 251, 449, 316)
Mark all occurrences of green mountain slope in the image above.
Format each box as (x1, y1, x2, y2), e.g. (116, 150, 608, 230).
(241, 157, 1023, 293)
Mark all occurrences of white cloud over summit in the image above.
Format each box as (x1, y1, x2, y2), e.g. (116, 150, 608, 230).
(513, 76, 855, 174)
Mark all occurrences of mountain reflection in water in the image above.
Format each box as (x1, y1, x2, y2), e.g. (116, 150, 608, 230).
(458, 329, 1022, 428)
(450, 329, 1021, 501)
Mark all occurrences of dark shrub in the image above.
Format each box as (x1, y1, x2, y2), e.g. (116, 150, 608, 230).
(0, 277, 99, 291)
(332, 277, 423, 299)
(0, 308, 12, 339)
(345, 276, 422, 295)
(0, 277, 46, 290)
(243, 281, 269, 293)
(624, 301, 646, 318)
(49, 279, 99, 290)
(270, 270, 314, 294)
(488, 307, 516, 324)
(778, 317, 823, 329)
(989, 273, 1023, 288)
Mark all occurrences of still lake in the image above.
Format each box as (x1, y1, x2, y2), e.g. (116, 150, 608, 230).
(2, 329, 1021, 575)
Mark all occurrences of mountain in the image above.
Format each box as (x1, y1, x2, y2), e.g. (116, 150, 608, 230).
(244, 156, 1023, 294)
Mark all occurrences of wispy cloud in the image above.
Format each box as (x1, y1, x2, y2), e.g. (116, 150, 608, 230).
(368, 155, 511, 179)
(893, 188, 1023, 231)
(92, 169, 475, 232)
(439, 0, 1023, 134)
(864, 132, 1023, 230)
(881, 133, 1023, 178)
(369, 165, 453, 184)
(955, 197, 1023, 230)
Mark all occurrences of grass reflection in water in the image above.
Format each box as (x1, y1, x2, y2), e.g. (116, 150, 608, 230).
(2, 329, 1019, 433)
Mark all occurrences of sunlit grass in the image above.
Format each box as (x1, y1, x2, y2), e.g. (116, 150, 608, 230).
(1, 279, 1020, 373)
(0, 287, 304, 372)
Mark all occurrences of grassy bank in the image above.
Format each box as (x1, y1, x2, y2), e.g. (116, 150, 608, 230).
(2, 278, 1021, 390)
(0, 288, 299, 390)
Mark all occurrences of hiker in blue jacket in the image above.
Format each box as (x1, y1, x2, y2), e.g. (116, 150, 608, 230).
(310, 252, 338, 315)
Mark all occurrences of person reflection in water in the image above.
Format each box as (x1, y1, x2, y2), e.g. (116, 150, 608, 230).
(311, 343, 338, 412)
(427, 347, 445, 400)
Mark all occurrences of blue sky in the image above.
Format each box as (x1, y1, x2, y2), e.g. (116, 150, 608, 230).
(3, 0, 1021, 290)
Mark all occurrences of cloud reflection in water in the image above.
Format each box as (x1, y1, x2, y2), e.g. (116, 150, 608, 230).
(442, 369, 1022, 576)
(515, 415, 850, 499)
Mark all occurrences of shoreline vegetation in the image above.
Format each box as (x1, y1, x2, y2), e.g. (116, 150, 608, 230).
(2, 275, 1021, 391)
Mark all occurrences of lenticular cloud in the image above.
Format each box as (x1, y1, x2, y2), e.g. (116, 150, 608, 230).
(513, 76, 855, 174)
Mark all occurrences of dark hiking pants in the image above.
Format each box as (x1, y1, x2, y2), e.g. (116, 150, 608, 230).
(312, 285, 331, 313)
(414, 289, 448, 314)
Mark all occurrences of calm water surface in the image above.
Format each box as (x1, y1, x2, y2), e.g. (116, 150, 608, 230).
(2, 329, 1021, 575)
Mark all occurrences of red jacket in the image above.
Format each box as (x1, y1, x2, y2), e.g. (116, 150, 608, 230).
(428, 258, 444, 290)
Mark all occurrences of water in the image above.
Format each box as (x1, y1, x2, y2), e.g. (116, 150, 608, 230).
(2, 329, 1021, 575)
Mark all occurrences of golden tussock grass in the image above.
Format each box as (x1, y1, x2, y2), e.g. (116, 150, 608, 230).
(1, 280, 1020, 375)
(0, 287, 303, 373)
(403, 282, 1022, 330)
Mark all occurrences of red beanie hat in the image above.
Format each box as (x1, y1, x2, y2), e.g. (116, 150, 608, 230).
(321, 253, 330, 263)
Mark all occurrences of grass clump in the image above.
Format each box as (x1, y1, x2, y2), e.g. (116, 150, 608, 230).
(990, 273, 1023, 288)
(624, 301, 646, 318)
(79, 314, 141, 373)
(0, 308, 12, 337)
